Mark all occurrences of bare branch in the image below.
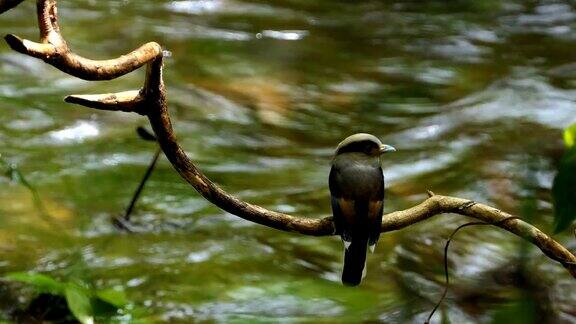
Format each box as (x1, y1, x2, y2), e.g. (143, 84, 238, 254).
(64, 90, 145, 114)
(3, 0, 161, 80)
(4, 34, 56, 57)
(0, 0, 26, 14)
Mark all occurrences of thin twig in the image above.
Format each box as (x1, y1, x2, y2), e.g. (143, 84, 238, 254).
(1, 158, 49, 219)
(425, 217, 520, 324)
(123, 147, 161, 222)
(425, 221, 485, 324)
(113, 127, 160, 231)
(0, 157, 72, 244)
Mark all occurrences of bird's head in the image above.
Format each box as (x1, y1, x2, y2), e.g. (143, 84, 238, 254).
(335, 133, 396, 157)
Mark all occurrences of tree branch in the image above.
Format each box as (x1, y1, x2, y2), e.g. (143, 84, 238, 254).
(4, 0, 576, 280)
(64, 90, 145, 113)
(3, 0, 161, 80)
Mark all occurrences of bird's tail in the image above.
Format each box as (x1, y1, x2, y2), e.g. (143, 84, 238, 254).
(342, 237, 368, 286)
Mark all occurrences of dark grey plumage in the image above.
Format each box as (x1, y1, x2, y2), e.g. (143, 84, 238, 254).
(329, 133, 395, 286)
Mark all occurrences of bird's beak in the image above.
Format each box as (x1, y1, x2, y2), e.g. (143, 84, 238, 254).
(379, 144, 396, 154)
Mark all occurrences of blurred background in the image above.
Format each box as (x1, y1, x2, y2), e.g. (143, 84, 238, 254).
(1, 0, 576, 322)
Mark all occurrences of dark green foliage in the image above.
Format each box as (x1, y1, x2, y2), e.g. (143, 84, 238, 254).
(16, 293, 75, 323)
(552, 125, 576, 233)
(4, 272, 128, 324)
(4, 273, 63, 295)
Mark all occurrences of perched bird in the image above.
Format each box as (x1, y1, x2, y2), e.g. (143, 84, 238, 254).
(329, 133, 395, 286)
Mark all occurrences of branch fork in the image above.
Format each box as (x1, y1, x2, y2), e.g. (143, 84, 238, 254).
(2, 0, 576, 280)
(4, 0, 162, 80)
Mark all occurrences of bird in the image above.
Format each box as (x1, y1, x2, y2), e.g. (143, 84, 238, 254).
(329, 133, 396, 286)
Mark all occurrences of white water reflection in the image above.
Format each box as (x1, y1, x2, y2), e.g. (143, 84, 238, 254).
(167, 0, 221, 14)
(48, 121, 99, 144)
(261, 30, 308, 41)
(166, 0, 296, 17)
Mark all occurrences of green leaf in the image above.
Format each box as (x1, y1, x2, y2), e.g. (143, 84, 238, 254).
(95, 287, 128, 308)
(552, 147, 576, 233)
(4, 272, 64, 295)
(564, 123, 576, 148)
(64, 283, 94, 324)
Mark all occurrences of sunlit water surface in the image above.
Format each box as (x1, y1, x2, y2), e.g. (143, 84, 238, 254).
(1, 0, 576, 322)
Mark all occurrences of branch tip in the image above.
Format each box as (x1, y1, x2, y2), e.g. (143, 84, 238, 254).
(4, 34, 25, 53)
(4, 34, 57, 58)
(65, 90, 144, 113)
(427, 190, 435, 198)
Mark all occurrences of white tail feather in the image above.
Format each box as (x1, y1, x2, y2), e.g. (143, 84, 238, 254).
(343, 240, 351, 250)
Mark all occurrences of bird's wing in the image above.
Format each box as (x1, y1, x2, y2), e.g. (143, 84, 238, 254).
(368, 168, 384, 247)
(331, 195, 355, 243)
(330, 166, 353, 243)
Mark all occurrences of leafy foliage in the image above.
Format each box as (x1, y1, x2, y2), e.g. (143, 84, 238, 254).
(95, 288, 129, 308)
(552, 124, 576, 233)
(3, 272, 128, 323)
(4, 272, 64, 295)
(65, 283, 94, 324)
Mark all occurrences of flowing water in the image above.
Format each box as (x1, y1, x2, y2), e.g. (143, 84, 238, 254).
(1, 0, 576, 322)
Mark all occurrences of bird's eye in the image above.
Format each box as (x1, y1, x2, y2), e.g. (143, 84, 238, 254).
(364, 144, 373, 154)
